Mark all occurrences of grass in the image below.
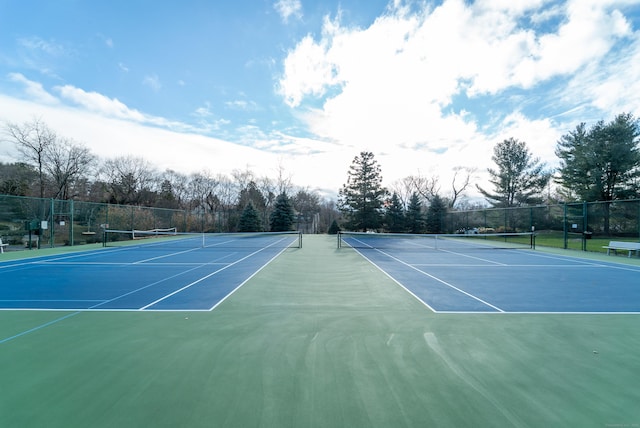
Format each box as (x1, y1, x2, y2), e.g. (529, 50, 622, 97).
(534, 231, 640, 255)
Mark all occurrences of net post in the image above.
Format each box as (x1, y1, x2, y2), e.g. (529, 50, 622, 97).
(531, 226, 536, 250)
(337, 231, 341, 249)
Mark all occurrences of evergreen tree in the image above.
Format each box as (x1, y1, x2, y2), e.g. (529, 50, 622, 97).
(327, 219, 341, 234)
(477, 138, 551, 207)
(338, 151, 387, 231)
(556, 113, 640, 201)
(269, 192, 295, 231)
(425, 194, 447, 233)
(238, 201, 262, 232)
(384, 192, 405, 232)
(405, 192, 425, 233)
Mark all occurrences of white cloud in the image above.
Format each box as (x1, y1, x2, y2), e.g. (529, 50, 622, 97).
(8, 72, 59, 105)
(0, 93, 280, 180)
(494, 112, 562, 167)
(280, 0, 635, 107)
(274, 0, 302, 23)
(143, 74, 162, 91)
(53, 84, 214, 133)
(55, 85, 147, 122)
(225, 99, 259, 111)
(277, 0, 638, 195)
(17, 36, 67, 58)
(279, 34, 339, 107)
(2, 1, 638, 201)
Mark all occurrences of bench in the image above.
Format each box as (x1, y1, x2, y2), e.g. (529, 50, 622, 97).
(602, 241, 640, 257)
(0, 238, 8, 254)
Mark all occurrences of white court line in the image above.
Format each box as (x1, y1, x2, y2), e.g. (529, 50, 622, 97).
(140, 236, 294, 310)
(31, 261, 231, 266)
(411, 263, 615, 268)
(0, 312, 81, 344)
(87, 261, 232, 310)
(350, 245, 504, 313)
(438, 249, 508, 266)
(207, 243, 294, 311)
(518, 250, 640, 273)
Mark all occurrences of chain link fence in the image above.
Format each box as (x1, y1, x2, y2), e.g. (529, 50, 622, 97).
(447, 199, 640, 252)
(2, 194, 639, 254)
(0, 194, 196, 251)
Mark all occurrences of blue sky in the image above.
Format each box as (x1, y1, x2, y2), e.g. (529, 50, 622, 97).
(1, 0, 639, 201)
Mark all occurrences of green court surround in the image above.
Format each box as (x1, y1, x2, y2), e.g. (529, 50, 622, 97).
(1, 235, 639, 427)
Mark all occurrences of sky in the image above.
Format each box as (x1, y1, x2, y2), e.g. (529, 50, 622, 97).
(1, 0, 639, 202)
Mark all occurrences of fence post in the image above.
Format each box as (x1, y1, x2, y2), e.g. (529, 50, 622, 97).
(70, 199, 75, 246)
(582, 201, 588, 251)
(530, 207, 534, 232)
(49, 198, 55, 248)
(563, 203, 568, 249)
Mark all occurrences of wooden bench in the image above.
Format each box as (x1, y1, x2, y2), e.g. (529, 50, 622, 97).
(602, 241, 640, 257)
(0, 238, 8, 254)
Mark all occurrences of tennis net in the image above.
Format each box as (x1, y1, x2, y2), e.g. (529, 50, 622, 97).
(338, 231, 535, 251)
(103, 229, 302, 249)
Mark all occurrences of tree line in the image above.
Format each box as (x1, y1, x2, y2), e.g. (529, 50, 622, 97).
(338, 113, 640, 232)
(1, 118, 336, 233)
(2, 112, 639, 234)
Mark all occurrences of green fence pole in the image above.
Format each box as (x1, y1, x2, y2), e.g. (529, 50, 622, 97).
(50, 198, 55, 248)
(582, 201, 587, 251)
(70, 199, 75, 246)
(563, 203, 568, 249)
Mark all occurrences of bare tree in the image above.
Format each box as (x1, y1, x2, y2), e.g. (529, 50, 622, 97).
(293, 188, 321, 233)
(45, 138, 95, 200)
(274, 160, 294, 195)
(101, 156, 157, 205)
(187, 170, 214, 210)
(4, 117, 57, 198)
(231, 167, 256, 196)
(389, 176, 416, 209)
(158, 169, 189, 208)
(449, 166, 476, 209)
(408, 173, 440, 202)
(215, 173, 237, 232)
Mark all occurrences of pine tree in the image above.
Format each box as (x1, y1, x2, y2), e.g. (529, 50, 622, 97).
(425, 194, 447, 233)
(327, 219, 341, 234)
(556, 113, 640, 202)
(477, 138, 551, 207)
(269, 192, 295, 232)
(405, 192, 425, 233)
(238, 201, 262, 232)
(384, 192, 405, 232)
(338, 151, 387, 231)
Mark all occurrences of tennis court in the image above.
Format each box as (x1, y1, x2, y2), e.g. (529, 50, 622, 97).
(0, 231, 301, 311)
(1, 234, 639, 427)
(338, 231, 640, 313)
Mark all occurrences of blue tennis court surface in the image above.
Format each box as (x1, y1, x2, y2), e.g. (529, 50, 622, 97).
(341, 235, 640, 313)
(0, 233, 299, 311)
